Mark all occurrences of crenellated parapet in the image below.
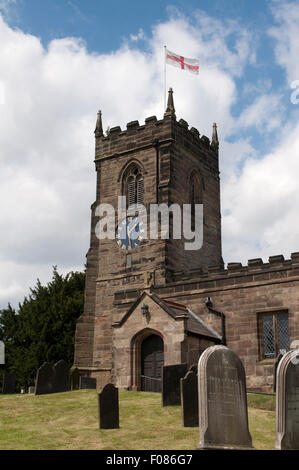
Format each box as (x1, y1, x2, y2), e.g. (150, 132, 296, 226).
(164, 252, 299, 291)
(93, 89, 219, 173)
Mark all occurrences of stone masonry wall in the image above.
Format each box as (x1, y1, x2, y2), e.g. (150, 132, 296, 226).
(152, 253, 299, 393)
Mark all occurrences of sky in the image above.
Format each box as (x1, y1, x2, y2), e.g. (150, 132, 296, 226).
(1, 0, 299, 309)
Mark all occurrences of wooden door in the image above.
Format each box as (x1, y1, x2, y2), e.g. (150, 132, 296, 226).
(141, 335, 164, 392)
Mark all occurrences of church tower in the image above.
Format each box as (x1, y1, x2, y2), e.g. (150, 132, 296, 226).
(74, 89, 223, 388)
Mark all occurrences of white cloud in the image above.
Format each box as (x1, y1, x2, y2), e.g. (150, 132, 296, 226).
(269, 0, 299, 83)
(222, 120, 299, 264)
(237, 93, 284, 133)
(219, 0, 299, 265)
(129, 28, 145, 42)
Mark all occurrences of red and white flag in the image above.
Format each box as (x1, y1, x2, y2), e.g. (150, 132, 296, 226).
(165, 48, 199, 75)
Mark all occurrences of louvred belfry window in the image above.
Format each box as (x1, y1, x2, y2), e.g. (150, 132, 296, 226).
(136, 174, 144, 205)
(123, 164, 144, 207)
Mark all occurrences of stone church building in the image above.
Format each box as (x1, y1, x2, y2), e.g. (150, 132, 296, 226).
(74, 89, 299, 394)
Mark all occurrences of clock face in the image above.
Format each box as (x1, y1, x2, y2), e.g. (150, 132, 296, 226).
(116, 216, 145, 250)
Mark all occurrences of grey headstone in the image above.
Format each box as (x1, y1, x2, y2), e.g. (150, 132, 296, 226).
(98, 383, 119, 429)
(54, 360, 70, 393)
(198, 345, 252, 450)
(276, 348, 299, 449)
(70, 368, 80, 390)
(28, 386, 35, 394)
(180, 370, 198, 427)
(2, 372, 16, 394)
(79, 376, 97, 389)
(273, 352, 284, 393)
(35, 362, 55, 395)
(162, 363, 187, 406)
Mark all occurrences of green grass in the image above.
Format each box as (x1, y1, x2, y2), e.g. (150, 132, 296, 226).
(247, 393, 276, 411)
(0, 390, 276, 450)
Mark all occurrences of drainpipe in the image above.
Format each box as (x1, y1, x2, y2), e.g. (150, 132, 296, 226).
(205, 297, 226, 345)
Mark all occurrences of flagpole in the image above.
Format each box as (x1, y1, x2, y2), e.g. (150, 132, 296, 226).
(164, 45, 167, 111)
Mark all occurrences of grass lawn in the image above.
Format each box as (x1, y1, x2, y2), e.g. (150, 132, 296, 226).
(0, 390, 276, 450)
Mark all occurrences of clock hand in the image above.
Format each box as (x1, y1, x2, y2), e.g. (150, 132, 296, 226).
(128, 220, 139, 236)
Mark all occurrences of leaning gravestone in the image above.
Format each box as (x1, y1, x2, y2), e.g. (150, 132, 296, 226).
(54, 360, 70, 393)
(98, 383, 119, 429)
(70, 368, 80, 390)
(35, 362, 55, 395)
(276, 348, 299, 449)
(162, 363, 187, 406)
(79, 376, 97, 389)
(180, 369, 198, 427)
(198, 345, 252, 450)
(2, 372, 16, 394)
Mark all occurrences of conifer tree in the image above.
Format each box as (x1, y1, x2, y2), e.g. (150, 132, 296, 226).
(0, 267, 85, 390)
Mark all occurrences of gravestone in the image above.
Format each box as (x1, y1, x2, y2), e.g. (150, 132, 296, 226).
(98, 383, 119, 429)
(35, 362, 55, 395)
(28, 386, 35, 394)
(198, 345, 252, 450)
(273, 352, 284, 393)
(70, 368, 80, 390)
(54, 360, 70, 393)
(2, 372, 16, 394)
(180, 370, 198, 427)
(79, 376, 97, 390)
(276, 348, 299, 449)
(162, 363, 187, 406)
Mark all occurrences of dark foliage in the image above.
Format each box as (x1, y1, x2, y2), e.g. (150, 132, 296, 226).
(0, 267, 85, 391)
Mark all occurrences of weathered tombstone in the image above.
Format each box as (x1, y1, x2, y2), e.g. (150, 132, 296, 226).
(70, 368, 80, 390)
(54, 360, 70, 393)
(273, 352, 284, 393)
(198, 345, 252, 450)
(35, 362, 55, 395)
(79, 376, 97, 390)
(2, 372, 16, 394)
(162, 363, 187, 406)
(276, 348, 299, 449)
(28, 386, 35, 394)
(98, 383, 119, 429)
(180, 370, 198, 427)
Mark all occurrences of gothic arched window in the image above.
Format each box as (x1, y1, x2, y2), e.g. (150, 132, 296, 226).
(123, 163, 144, 207)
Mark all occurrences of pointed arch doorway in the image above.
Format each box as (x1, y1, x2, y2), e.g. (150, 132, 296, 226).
(141, 334, 164, 392)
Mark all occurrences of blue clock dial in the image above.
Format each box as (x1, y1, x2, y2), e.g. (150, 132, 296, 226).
(116, 216, 145, 250)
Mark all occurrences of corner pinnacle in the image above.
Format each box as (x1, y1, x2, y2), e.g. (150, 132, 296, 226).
(164, 88, 176, 118)
(94, 110, 103, 138)
(212, 122, 219, 144)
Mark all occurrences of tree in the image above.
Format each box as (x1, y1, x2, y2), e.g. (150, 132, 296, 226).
(0, 267, 85, 390)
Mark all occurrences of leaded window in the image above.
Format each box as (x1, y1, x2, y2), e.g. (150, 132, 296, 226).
(259, 311, 290, 359)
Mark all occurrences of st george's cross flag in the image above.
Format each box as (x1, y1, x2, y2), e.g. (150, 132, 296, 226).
(165, 48, 199, 74)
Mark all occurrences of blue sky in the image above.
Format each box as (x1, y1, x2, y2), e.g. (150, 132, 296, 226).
(1, 0, 299, 308)
(6, 1, 275, 53)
